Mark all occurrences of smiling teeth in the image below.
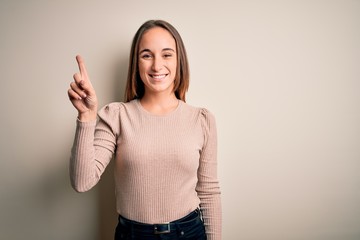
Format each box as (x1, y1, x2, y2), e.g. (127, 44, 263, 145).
(151, 74, 166, 79)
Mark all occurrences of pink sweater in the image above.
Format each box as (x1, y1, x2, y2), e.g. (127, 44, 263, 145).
(70, 99, 221, 239)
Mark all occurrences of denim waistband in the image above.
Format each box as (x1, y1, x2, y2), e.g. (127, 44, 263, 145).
(118, 208, 201, 234)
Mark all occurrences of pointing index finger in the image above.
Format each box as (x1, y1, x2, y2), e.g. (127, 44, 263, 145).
(76, 55, 89, 80)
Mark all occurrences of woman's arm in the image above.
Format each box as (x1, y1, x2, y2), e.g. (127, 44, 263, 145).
(68, 55, 117, 192)
(196, 109, 222, 240)
(69, 105, 119, 192)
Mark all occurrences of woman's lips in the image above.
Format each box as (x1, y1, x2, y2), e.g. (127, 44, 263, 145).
(149, 74, 168, 80)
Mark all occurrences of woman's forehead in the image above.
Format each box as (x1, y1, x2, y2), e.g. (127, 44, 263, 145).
(139, 27, 176, 51)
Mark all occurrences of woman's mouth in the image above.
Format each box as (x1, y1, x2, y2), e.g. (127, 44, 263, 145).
(149, 74, 168, 80)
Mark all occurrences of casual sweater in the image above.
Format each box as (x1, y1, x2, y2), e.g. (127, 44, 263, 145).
(70, 99, 221, 239)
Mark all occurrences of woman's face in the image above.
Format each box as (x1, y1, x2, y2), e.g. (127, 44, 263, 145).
(138, 27, 177, 97)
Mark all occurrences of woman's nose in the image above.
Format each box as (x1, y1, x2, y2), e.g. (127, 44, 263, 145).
(151, 57, 163, 72)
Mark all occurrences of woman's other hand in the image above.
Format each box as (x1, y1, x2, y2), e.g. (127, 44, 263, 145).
(68, 55, 98, 122)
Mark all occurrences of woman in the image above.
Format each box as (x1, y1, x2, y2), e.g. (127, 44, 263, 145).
(68, 20, 221, 240)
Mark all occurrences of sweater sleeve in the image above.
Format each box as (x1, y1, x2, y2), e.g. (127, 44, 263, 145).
(69, 103, 121, 192)
(196, 109, 222, 240)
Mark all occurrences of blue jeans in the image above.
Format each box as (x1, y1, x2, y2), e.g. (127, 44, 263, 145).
(115, 209, 207, 240)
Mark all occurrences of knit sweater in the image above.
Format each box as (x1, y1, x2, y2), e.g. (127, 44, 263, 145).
(70, 99, 221, 239)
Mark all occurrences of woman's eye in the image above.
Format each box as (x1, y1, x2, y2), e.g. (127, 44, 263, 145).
(163, 53, 173, 58)
(141, 54, 152, 59)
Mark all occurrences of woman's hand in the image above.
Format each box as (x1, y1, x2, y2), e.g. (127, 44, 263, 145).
(68, 55, 98, 122)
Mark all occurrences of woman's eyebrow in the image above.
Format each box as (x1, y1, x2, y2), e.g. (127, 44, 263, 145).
(162, 48, 175, 52)
(139, 48, 151, 54)
(139, 48, 175, 54)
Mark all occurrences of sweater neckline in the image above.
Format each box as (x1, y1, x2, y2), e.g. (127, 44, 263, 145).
(135, 99, 183, 117)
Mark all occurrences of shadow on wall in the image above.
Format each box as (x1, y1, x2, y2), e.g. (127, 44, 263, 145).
(98, 161, 117, 240)
(98, 55, 128, 240)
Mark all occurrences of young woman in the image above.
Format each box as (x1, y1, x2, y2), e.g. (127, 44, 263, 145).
(68, 20, 221, 240)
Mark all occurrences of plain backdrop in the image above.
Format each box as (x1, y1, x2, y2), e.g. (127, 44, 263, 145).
(1, 0, 359, 239)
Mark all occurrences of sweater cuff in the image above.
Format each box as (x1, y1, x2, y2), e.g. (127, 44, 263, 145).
(76, 118, 97, 127)
(75, 119, 96, 144)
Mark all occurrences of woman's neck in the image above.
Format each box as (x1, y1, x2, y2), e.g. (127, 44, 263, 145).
(140, 92, 179, 115)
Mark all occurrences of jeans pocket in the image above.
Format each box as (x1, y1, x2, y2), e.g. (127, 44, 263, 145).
(114, 225, 130, 240)
(179, 218, 207, 240)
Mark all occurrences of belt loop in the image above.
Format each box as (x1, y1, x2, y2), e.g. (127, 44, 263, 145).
(198, 207, 204, 222)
